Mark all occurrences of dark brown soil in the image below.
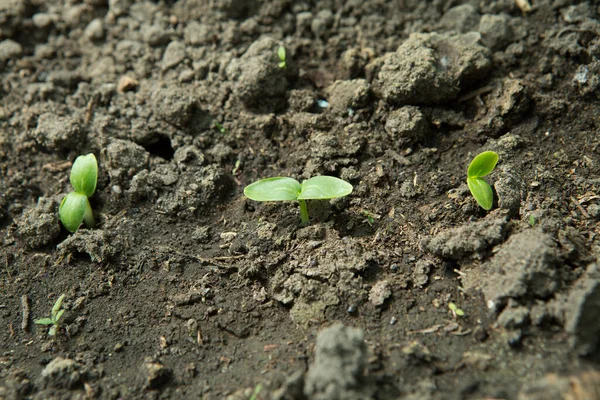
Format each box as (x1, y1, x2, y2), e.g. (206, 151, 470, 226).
(1, 0, 600, 399)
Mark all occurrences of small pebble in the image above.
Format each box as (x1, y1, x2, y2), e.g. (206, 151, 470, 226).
(317, 99, 330, 108)
(347, 305, 357, 314)
(390, 316, 397, 325)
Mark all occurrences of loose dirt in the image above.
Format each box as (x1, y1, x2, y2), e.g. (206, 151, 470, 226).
(1, 0, 599, 399)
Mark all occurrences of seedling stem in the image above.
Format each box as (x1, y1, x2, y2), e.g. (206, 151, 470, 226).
(299, 199, 309, 225)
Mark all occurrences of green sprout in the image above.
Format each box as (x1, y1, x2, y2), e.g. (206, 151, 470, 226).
(214, 121, 226, 134)
(277, 46, 286, 69)
(34, 294, 66, 336)
(362, 210, 380, 226)
(529, 214, 536, 227)
(244, 176, 353, 225)
(467, 151, 498, 211)
(448, 302, 465, 318)
(59, 153, 98, 233)
(249, 384, 262, 400)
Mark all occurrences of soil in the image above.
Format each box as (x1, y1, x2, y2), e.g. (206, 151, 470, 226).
(1, 0, 600, 399)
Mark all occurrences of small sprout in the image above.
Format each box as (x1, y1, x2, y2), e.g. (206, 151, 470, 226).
(59, 153, 98, 232)
(249, 383, 262, 400)
(529, 214, 536, 226)
(232, 159, 241, 175)
(244, 176, 353, 225)
(467, 151, 498, 211)
(448, 302, 465, 318)
(362, 210, 380, 226)
(277, 46, 286, 69)
(214, 121, 226, 134)
(34, 294, 66, 336)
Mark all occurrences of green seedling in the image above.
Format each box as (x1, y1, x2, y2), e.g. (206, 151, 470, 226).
(59, 153, 98, 233)
(214, 121, 226, 134)
(277, 46, 286, 69)
(362, 210, 380, 226)
(529, 214, 536, 227)
(34, 294, 66, 336)
(448, 302, 465, 318)
(249, 383, 262, 400)
(244, 176, 353, 225)
(467, 151, 498, 211)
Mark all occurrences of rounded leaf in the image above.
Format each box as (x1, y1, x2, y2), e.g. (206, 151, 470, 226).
(59, 192, 88, 232)
(467, 177, 494, 210)
(70, 153, 98, 196)
(34, 318, 54, 325)
(277, 46, 286, 62)
(298, 176, 353, 200)
(467, 151, 498, 178)
(244, 177, 301, 202)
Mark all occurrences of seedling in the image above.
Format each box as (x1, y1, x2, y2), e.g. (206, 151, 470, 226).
(34, 294, 66, 336)
(362, 210, 380, 226)
(249, 384, 262, 400)
(59, 153, 97, 233)
(214, 121, 226, 134)
(448, 302, 465, 318)
(529, 215, 536, 227)
(244, 176, 353, 224)
(467, 151, 498, 211)
(277, 46, 286, 69)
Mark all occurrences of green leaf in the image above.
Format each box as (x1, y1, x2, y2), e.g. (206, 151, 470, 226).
(467, 151, 498, 178)
(52, 294, 66, 316)
(59, 192, 88, 232)
(34, 318, 54, 325)
(244, 177, 301, 201)
(70, 153, 98, 197)
(277, 46, 286, 62)
(467, 177, 494, 210)
(54, 309, 65, 323)
(298, 176, 353, 200)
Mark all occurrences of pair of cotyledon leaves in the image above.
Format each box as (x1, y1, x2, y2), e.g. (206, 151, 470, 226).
(59, 154, 98, 232)
(244, 176, 353, 202)
(467, 151, 498, 211)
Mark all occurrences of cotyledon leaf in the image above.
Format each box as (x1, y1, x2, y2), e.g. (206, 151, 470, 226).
(243, 177, 301, 201)
(298, 176, 353, 200)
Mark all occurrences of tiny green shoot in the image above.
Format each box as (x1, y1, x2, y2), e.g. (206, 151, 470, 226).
(244, 176, 353, 225)
(362, 210, 380, 226)
(529, 214, 536, 227)
(34, 294, 66, 336)
(59, 153, 98, 232)
(249, 383, 262, 400)
(277, 46, 286, 69)
(448, 302, 465, 318)
(214, 121, 226, 134)
(467, 151, 499, 211)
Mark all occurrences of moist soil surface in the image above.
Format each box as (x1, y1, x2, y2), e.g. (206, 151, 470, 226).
(1, 0, 600, 399)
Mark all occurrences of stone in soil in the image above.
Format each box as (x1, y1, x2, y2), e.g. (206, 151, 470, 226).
(15, 197, 60, 249)
(142, 359, 172, 389)
(324, 79, 371, 115)
(563, 263, 600, 355)
(422, 216, 508, 260)
(57, 229, 121, 262)
(40, 357, 82, 389)
(32, 113, 84, 152)
(373, 32, 491, 105)
(384, 106, 430, 148)
(225, 36, 288, 111)
(106, 139, 150, 184)
(304, 324, 374, 400)
(482, 229, 560, 310)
